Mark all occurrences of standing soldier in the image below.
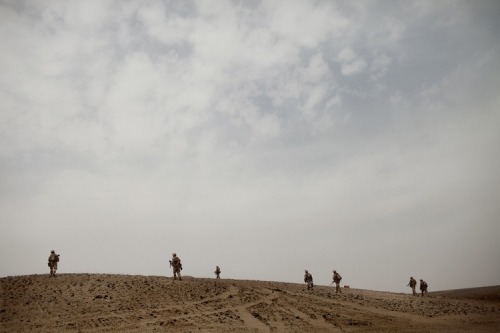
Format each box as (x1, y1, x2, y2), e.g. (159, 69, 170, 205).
(420, 279, 428, 297)
(304, 270, 313, 290)
(332, 270, 342, 294)
(48, 250, 60, 277)
(170, 253, 182, 280)
(407, 277, 417, 296)
(214, 266, 221, 279)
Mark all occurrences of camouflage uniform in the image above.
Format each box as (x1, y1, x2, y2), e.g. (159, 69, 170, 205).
(419, 279, 428, 296)
(48, 250, 59, 276)
(214, 266, 221, 279)
(171, 253, 182, 280)
(408, 277, 417, 296)
(332, 270, 342, 294)
(304, 270, 313, 290)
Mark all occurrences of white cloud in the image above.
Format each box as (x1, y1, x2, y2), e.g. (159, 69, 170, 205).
(337, 47, 367, 76)
(337, 47, 356, 62)
(370, 54, 392, 80)
(341, 58, 367, 76)
(137, 1, 191, 45)
(265, 0, 349, 48)
(383, 19, 407, 43)
(303, 53, 331, 83)
(390, 91, 409, 108)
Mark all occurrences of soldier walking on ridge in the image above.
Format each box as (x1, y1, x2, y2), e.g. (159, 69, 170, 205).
(170, 253, 182, 280)
(214, 266, 221, 279)
(304, 270, 313, 290)
(420, 279, 428, 297)
(332, 270, 342, 294)
(48, 250, 60, 277)
(407, 276, 417, 296)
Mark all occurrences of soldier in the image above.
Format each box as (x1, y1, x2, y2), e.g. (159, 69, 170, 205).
(332, 270, 342, 294)
(420, 279, 428, 297)
(170, 253, 182, 280)
(214, 266, 221, 279)
(304, 270, 313, 290)
(407, 277, 417, 296)
(48, 250, 60, 277)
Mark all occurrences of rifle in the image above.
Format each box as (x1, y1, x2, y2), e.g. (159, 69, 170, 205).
(169, 260, 172, 268)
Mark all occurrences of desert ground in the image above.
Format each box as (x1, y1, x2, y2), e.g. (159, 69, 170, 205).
(1, 274, 499, 332)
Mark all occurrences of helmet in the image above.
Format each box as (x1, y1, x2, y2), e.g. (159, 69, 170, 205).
(305, 270, 308, 273)
(172, 253, 176, 256)
(51, 250, 55, 253)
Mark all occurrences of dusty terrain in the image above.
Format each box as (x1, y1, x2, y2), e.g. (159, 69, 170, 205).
(1, 274, 499, 332)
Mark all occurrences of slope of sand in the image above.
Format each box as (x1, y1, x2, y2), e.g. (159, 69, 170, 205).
(429, 286, 500, 301)
(1, 274, 499, 332)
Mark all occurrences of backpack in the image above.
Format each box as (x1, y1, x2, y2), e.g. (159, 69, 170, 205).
(55, 254, 60, 262)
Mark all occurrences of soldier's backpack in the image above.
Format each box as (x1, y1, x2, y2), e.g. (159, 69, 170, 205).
(55, 255, 60, 262)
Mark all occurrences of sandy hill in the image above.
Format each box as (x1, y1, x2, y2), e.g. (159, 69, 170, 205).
(1, 274, 499, 332)
(429, 286, 500, 301)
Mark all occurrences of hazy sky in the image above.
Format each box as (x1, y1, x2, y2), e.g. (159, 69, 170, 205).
(1, 0, 499, 292)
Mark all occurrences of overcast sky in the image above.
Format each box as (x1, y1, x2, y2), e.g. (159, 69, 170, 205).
(1, 0, 499, 293)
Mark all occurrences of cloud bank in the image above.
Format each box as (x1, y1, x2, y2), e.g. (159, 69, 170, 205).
(1, 0, 499, 292)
